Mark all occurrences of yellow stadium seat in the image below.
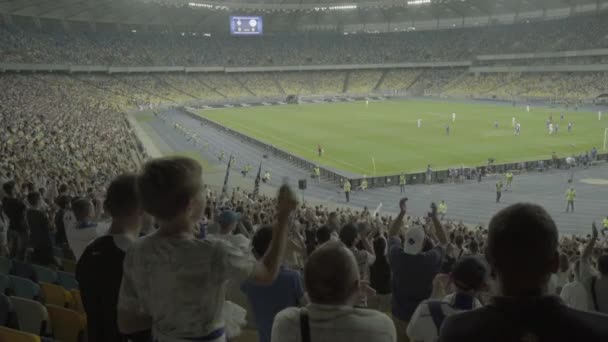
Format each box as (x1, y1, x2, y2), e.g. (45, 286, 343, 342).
(69, 290, 85, 313)
(61, 259, 77, 274)
(40, 282, 73, 308)
(46, 305, 86, 342)
(0, 326, 41, 342)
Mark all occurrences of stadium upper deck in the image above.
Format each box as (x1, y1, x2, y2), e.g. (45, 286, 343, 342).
(1, 12, 607, 67)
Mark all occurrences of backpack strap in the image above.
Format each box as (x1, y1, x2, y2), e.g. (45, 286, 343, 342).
(300, 308, 311, 342)
(427, 300, 447, 332)
(591, 276, 600, 311)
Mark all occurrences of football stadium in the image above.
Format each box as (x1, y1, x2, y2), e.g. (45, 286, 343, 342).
(1, 0, 608, 341)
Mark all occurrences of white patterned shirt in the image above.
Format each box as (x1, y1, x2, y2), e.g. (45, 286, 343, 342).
(118, 231, 256, 342)
(271, 304, 396, 342)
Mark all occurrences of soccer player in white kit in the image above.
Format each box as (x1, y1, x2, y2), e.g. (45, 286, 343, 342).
(515, 123, 521, 136)
(512, 117, 516, 127)
(417, 119, 422, 128)
(599, 111, 602, 120)
(452, 113, 456, 122)
(548, 123, 554, 135)
(526, 105, 530, 112)
(366, 99, 369, 108)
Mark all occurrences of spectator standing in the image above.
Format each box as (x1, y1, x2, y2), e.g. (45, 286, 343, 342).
(560, 260, 589, 311)
(241, 226, 305, 342)
(407, 256, 487, 342)
(579, 222, 608, 314)
(53, 195, 70, 246)
(340, 224, 375, 307)
(2, 181, 28, 260)
(271, 241, 396, 342)
(440, 203, 608, 342)
(76, 174, 150, 342)
(26, 192, 55, 266)
(389, 199, 448, 342)
(66, 198, 101, 260)
(370, 236, 392, 312)
(118, 157, 297, 342)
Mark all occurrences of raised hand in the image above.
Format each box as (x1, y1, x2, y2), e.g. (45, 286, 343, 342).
(429, 202, 438, 218)
(277, 184, 298, 216)
(399, 197, 408, 214)
(592, 221, 598, 239)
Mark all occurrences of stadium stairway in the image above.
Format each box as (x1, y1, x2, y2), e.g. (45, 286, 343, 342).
(272, 74, 286, 95)
(342, 71, 351, 93)
(373, 70, 389, 91)
(232, 75, 257, 97)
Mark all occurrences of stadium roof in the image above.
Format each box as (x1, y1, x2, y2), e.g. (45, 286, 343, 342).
(0, 0, 606, 32)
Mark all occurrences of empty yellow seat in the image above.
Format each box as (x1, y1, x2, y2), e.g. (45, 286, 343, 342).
(70, 289, 85, 313)
(0, 326, 41, 342)
(46, 304, 86, 342)
(40, 282, 73, 308)
(61, 259, 77, 274)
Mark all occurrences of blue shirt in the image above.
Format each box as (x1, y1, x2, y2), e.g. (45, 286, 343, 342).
(241, 267, 304, 342)
(388, 236, 444, 321)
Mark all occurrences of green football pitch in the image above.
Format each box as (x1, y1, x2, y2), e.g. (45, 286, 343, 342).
(196, 99, 606, 176)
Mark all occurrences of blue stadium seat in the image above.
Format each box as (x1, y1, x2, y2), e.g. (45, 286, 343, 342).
(8, 276, 41, 300)
(0, 293, 13, 326)
(0, 257, 12, 274)
(56, 272, 78, 291)
(31, 266, 57, 285)
(0, 274, 10, 295)
(12, 261, 38, 283)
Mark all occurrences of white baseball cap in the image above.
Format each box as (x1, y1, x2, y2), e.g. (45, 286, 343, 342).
(403, 226, 426, 255)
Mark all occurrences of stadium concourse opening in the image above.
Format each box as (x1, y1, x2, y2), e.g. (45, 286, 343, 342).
(2, 2, 608, 342)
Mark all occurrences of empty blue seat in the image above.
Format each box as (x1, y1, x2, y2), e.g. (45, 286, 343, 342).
(0, 257, 11, 274)
(0, 274, 9, 295)
(56, 272, 78, 291)
(0, 293, 12, 326)
(31, 266, 57, 285)
(11, 261, 37, 283)
(8, 276, 40, 300)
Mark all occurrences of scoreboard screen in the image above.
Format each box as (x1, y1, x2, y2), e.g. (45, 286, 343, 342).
(230, 16, 263, 35)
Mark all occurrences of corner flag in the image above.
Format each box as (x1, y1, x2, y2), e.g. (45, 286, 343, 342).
(252, 161, 262, 199)
(221, 154, 234, 197)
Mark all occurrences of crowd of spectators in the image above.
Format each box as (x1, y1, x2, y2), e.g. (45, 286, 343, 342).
(3, 153, 608, 341)
(443, 72, 608, 101)
(1, 12, 608, 67)
(1, 67, 608, 342)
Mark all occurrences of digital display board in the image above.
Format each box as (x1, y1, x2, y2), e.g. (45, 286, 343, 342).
(230, 16, 263, 35)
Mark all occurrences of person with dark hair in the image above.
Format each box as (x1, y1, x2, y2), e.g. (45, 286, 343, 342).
(26, 192, 55, 266)
(2, 180, 28, 260)
(66, 197, 101, 260)
(370, 236, 391, 312)
(440, 203, 608, 342)
(466, 239, 479, 256)
(579, 222, 608, 314)
(241, 226, 305, 342)
(315, 226, 331, 246)
(54, 195, 70, 246)
(340, 223, 375, 307)
(389, 200, 448, 342)
(271, 241, 396, 342)
(407, 256, 487, 342)
(117, 157, 297, 342)
(76, 174, 150, 342)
